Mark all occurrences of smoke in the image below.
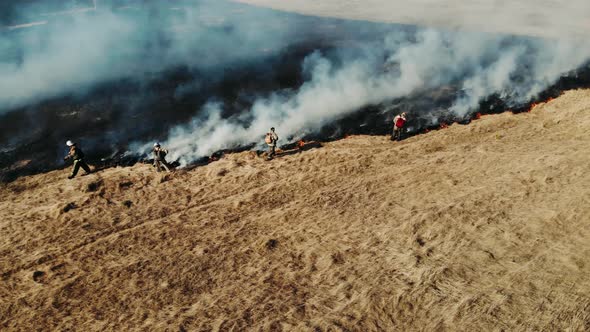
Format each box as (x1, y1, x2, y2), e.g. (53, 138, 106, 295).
(1, 0, 590, 174)
(150, 28, 590, 165)
(0, 0, 299, 111)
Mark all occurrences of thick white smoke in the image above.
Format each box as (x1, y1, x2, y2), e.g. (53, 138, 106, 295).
(1, 11, 135, 108)
(0, 0, 296, 111)
(2, 1, 590, 167)
(147, 28, 590, 165)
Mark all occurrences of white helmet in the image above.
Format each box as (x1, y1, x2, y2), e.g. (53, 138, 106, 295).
(154, 142, 160, 147)
(66, 140, 74, 147)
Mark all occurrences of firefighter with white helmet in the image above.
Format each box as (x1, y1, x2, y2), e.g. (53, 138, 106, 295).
(63, 140, 92, 179)
(152, 142, 170, 172)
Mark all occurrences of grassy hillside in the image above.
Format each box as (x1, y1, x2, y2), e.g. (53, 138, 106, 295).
(1, 89, 589, 331)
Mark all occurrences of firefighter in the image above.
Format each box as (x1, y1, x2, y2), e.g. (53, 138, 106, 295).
(152, 143, 170, 172)
(391, 112, 407, 141)
(265, 127, 279, 160)
(63, 140, 91, 179)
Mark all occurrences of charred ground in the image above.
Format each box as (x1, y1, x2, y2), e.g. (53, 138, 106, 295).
(2, 1, 590, 183)
(3, 59, 589, 182)
(0, 2, 405, 182)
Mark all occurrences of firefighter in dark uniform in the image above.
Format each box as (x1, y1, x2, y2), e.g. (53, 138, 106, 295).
(64, 140, 91, 179)
(152, 143, 170, 172)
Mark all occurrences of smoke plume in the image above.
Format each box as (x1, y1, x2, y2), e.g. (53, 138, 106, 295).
(1, 0, 589, 175)
(0, 0, 299, 111)
(151, 28, 590, 165)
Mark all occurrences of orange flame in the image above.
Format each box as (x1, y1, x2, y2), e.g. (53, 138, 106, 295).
(529, 97, 556, 112)
(297, 140, 305, 149)
(439, 122, 449, 129)
(475, 112, 482, 119)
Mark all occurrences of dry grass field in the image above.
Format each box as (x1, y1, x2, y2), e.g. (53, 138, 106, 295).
(1, 89, 590, 331)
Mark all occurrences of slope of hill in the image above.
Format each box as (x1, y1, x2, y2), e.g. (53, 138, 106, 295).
(1, 89, 590, 331)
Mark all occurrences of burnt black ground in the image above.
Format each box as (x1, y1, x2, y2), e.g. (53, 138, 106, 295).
(1, 1, 590, 182)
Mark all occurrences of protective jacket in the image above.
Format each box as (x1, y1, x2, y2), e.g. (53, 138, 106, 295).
(153, 148, 168, 161)
(266, 132, 279, 147)
(65, 145, 85, 161)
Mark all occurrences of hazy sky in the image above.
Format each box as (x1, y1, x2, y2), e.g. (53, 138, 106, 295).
(234, 0, 590, 39)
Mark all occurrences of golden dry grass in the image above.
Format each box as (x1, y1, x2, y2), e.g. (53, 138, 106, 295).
(1, 89, 590, 331)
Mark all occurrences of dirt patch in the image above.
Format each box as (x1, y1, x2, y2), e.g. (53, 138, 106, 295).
(32, 271, 46, 283)
(86, 180, 103, 192)
(265, 239, 279, 250)
(62, 202, 77, 213)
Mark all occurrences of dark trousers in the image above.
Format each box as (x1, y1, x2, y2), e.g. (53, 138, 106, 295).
(71, 159, 91, 177)
(268, 145, 276, 159)
(391, 127, 403, 141)
(154, 160, 170, 172)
